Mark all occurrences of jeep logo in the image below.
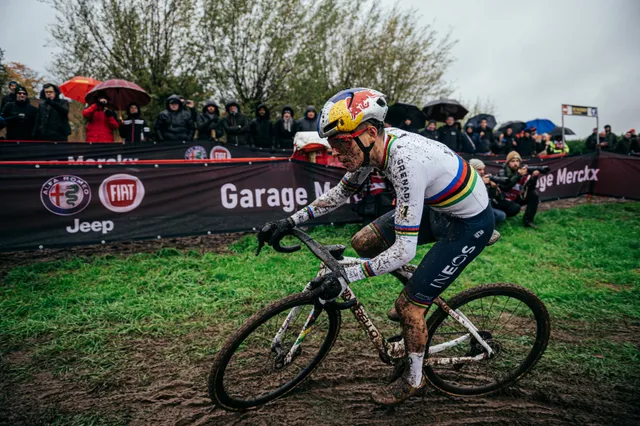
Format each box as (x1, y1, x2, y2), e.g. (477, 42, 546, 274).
(66, 219, 114, 234)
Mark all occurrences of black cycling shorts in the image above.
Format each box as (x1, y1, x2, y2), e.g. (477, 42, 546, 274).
(368, 204, 494, 307)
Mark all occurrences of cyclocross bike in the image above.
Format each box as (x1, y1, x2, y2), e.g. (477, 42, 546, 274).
(208, 228, 550, 411)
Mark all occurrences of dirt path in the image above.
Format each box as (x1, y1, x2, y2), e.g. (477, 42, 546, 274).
(2, 321, 639, 426)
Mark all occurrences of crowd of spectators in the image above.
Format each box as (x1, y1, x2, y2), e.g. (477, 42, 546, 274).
(0, 81, 638, 156)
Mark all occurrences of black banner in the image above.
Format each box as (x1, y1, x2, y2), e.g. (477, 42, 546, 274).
(0, 140, 292, 162)
(0, 161, 358, 251)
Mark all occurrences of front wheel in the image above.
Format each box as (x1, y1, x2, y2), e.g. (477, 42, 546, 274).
(209, 291, 341, 411)
(424, 283, 550, 396)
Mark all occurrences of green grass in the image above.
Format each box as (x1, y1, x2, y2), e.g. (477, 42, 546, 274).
(1, 202, 639, 386)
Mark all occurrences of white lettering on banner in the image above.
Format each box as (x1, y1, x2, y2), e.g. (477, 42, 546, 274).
(68, 155, 139, 163)
(536, 166, 599, 193)
(220, 183, 309, 213)
(66, 219, 114, 234)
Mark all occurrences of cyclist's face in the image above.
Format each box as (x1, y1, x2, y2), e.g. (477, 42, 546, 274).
(328, 127, 370, 171)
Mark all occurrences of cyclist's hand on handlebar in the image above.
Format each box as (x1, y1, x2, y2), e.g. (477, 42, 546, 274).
(256, 217, 295, 255)
(311, 272, 348, 301)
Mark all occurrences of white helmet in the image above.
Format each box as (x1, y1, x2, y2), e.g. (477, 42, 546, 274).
(318, 88, 388, 138)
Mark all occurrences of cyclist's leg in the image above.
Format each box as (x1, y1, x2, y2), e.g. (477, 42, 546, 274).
(374, 206, 494, 405)
(351, 208, 435, 285)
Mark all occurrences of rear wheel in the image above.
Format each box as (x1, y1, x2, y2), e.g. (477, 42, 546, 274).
(209, 291, 341, 411)
(424, 283, 550, 396)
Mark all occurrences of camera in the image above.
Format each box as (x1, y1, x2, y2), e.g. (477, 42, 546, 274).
(488, 175, 509, 185)
(526, 165, 551, 175)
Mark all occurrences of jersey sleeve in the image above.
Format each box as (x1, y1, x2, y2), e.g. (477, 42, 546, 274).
(289, 167, 371, 224)
(344, 154, 429, 282)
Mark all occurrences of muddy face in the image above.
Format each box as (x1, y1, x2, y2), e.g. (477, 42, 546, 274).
(328, 139, 364, 172)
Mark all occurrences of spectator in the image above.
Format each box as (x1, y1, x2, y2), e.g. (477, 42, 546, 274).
(420, 120, 438, 140)
(0, 85, 37, 140)
(222, 100, 250, 145)
(298, 105, 319, 132)
(474, 126, 491, 154)
(461, 124, 478, 154)
(515, 127, 536, 157)
(437, 115, 463, 151)
(585, 127, 598, 152)
(32, 83, 70, 141)
(601, 124, 616, 151)
(119, 103, 151, 143)
(536, 133, 550, 155)
(475, 118, 494, 151)
(400, 117, 421, 133)
(1, 81, 18, 110)
(249, 103, 274, 150)
(547, 135, 570, 155)
(615, 131, 632, 155)
(496, 151, 541, 228)
(274, 105, 299, 149)
(82, 94, 119, 142)
(491, 132, 507, 155)
(154, 94, 195, 142)
(196, 99, 223, 142)
(529, 126, 537, 139)
(469, 158, 506, 224)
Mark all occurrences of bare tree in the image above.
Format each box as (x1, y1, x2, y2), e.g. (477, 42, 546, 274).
(45, 0, 203, 115)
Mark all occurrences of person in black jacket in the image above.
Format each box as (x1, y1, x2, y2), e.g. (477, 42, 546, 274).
(32, 83, 70, 141)
(274, 105, 299, 149)
(119, 103, 151, 143)
(495, 151, 541, 228)
(1, 81, 18, 111)
(222, 100, 250, 145)
(196, 99, 224, 142)
(419, 120, 438, 140)
(154, 95, 195, 142)
(298, 105, 318, 132)
(585, 127, 598, 152)
(1, 85, 37, 140)
(514, 127, 536, 157)
(474, 118, 494, 152)
(436, 115, 463, 151)
(250, 103, 274, 149)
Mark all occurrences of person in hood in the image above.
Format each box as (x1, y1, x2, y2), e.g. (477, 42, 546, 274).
(436, 115, 464, 151)
(514, 127, 536, 157)
(197, 100, 224, 142)
(82, 92, 119, 142)
(274, 105, 299, 149)
(1, 81, 18, 111)
(0, 85, 37, 140)
(32, 83, 71, 141)
(119, 103, 151, 143)
(460, 124, 478, 154)
(154, 95, 196, 142)
(222, 100, 249, 145)
(298, 105, 318, 132)
(250, 103, 274, 149)
(419, 120, 437, 140)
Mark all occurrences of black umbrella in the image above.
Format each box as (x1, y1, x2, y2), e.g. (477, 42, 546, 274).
(464, 114, 496, 130)
(386, 103, 426, 129)
(497, 120, 527, 134)
(422, 99, 468, 122)
(550, 126, 576, 137)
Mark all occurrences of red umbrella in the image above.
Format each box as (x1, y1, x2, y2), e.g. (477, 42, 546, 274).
(59, 76, 102, 103)
(85, 79, 151, 110)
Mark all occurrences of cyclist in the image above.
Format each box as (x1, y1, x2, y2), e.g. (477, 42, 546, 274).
(258, 88, 497, 406)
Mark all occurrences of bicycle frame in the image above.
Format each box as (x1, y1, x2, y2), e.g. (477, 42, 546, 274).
(273, 255, 494, 368)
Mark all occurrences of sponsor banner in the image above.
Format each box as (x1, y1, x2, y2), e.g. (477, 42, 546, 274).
(0, 160, 359, 251)
(0, 140, 291, 162)
(482, 153, 602, 201)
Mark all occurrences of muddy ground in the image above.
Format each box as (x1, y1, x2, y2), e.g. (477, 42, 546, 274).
(1, 196, 638, 425)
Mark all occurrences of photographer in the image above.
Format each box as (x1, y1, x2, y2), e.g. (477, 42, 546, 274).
(469, 159, 506, 224)
(82, 93, 119, 142)
(495, 151, 542, 228)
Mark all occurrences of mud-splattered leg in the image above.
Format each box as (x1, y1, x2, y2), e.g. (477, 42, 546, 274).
(395, 292, 428, 386)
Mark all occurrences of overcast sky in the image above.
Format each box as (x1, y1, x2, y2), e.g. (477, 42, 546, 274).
(1, 0, 639, 137)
